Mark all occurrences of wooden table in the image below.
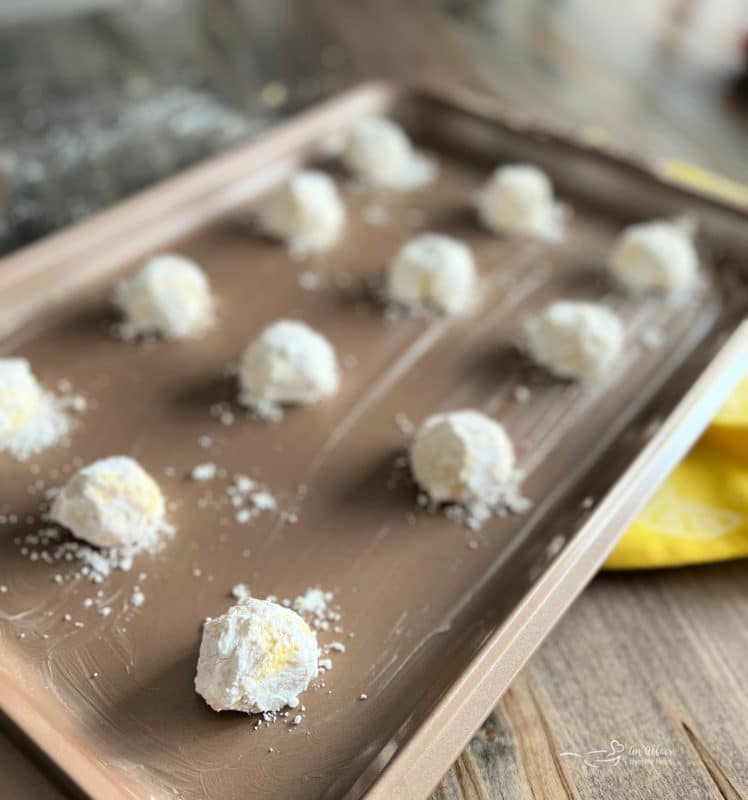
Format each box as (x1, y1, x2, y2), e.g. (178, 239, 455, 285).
(1, 2, 747, 797)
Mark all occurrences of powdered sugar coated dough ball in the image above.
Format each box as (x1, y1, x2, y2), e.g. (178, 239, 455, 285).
(239, 320, 339, 408)
(50, 456, 165, 548)
(411, 410, 515, 506)
(114, 254, 213, 339)
(342, 116, 436, 189)
(195, 597, 318, 713)
(522, 300, 624, 381)
(0, 358, 42, 440)
(477, 164, 556, 237)
(258, 170, 344, 252)
(608, 220, 698, 293)
(387, 233, 476, 314)
(0, 358, 70, 461)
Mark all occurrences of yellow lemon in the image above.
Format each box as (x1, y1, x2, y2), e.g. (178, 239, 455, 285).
(702, 374, 748, 457)
(605, 440, 748, 569)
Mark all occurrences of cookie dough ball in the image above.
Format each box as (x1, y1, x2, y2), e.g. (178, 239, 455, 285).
(411, 410, 515, 506)
(608, 220, 698, 293)
(476, 164, 555, 237)
(258, 170, 344, 252)
(387, 233, 476, 314)
(50, 456, 165, 549)
(521, 300, 624, 381)
(114, 254, 212, 339)
(195, 597, 319, 714)
(0, 358, 42, 440)
(239, 320, 339, 408)
(342, 116, 436, 189)
(0, 359, 71, 461)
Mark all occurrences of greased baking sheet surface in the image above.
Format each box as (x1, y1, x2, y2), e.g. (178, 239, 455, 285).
(0, 85, 744, 800)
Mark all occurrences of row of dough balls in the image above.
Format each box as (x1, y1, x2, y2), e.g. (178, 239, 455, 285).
(114, 212, 698, 344)
(111, 116, 700, 339)
(5, 293, 627, 552)
(113, 221, 691, 419)
(114, 215, 698, 386)
(35, 293, 646, 554)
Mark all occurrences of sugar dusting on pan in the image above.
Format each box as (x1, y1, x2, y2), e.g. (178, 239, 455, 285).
(188, 467, 300, 527)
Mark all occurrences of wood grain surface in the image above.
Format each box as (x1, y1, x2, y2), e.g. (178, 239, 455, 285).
(1, 1, 747, 798)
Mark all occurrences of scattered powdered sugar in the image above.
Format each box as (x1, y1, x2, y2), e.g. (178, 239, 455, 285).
(190, 469, 298, 528)
(250, 491, 276, 512)
(210, 401, 238, 426)
(226, 475, 284, 524)
(441, 469, 532, 530)
(292, 587, 334, 625)
(130, 589, 145, 607)
(298, 271, 323, 291)
(191, 462, 217, 481)
(240, 397, 284, 423)
(640, 327, 664, 351)
(394, 412, 415, 436)
(513, 385, 531, 404)
(362, 204, 389, 226)
(234, 475, 255, 493)
(230, 582, 251, 600)
(12, 519, 174, 585)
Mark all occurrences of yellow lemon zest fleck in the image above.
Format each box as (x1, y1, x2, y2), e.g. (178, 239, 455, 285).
(253, 622, 298, 679)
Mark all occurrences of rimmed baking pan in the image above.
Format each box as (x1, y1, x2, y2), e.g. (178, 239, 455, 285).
(0, 82, 746, 800)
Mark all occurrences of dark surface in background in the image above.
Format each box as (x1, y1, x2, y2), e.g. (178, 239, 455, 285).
(1, 0, 747, 256)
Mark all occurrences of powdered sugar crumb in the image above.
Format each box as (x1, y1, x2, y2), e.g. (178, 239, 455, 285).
(231, 583, 251, 600)
(191, 462, 217, 481)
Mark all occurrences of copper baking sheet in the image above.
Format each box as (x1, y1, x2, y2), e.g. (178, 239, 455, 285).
(0, 84, 746, 800)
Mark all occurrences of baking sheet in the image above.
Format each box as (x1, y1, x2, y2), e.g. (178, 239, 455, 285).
(0, 84, 746, 800)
